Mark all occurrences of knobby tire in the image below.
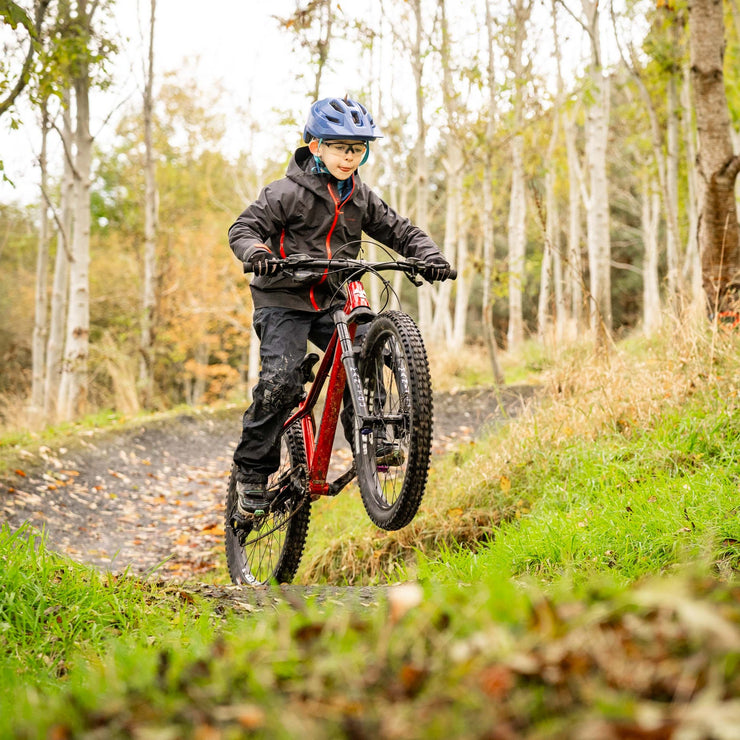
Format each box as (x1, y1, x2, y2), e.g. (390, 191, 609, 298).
(224, 423, 311, 585)
(355, 310, 433, 530)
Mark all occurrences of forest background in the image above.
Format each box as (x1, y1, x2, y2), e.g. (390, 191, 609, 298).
(1, 0, 740, 428)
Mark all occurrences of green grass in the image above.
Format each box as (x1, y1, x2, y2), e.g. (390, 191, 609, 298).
(412, 390, 740, 590)
(0, 525, 202, 688)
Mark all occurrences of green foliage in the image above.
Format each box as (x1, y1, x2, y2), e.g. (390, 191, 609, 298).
(0, 523, 198, 689)
(0, 2, 35, 35)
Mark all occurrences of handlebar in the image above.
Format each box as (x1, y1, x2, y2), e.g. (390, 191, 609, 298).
(243, 253, 458, 282)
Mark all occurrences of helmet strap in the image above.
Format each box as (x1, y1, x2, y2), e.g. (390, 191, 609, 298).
(311, 138, 330, 174)
(359, 143, 370, 166)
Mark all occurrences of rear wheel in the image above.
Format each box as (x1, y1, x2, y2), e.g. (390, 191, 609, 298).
(225, 423, 311, 584)
(354, 311, 433, 531)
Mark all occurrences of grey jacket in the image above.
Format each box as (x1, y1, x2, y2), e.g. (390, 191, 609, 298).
(228, 146, 442, 312)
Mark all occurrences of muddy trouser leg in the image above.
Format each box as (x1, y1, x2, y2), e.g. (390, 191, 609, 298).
(233, 307, 336, 480)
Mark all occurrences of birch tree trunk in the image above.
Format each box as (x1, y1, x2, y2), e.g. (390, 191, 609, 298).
(139, 0, 157, 409)
(681, 62, 703, 310)
(548, 0, 567, 343)
(31, 102, 50, 420)
(506, 0, 532, 351)
(436, 0, 460, 345)
(581, 0, 611, 345)
(410, 0, 432, 332)
(507, 132, 526, 349)
(642, 174, 662, 336)
(688, 0, 740, 312)
(482, 0, 504, 383)
(564, 107, 583, 337)
(44, 91, 73, 420)
(537, 109, 561, 345)
(452, 210, 469, 348)
(58, 0, 93, 420)
(626, 55, 680, 314)
(666, 69, 681, 301)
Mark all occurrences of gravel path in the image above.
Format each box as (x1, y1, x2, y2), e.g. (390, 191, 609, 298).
(1, 386, 535, 582)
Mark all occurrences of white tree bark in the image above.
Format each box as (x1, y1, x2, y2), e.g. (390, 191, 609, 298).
(564, 107, 583, 337)
(666, 70, 680, 300)
(537, 108, 561, 345)
(139, 0, 157, 408)
(681, 63, 703, 310)
(642, 175, 662, 336)
(507, 133, 526, 349)
(581, 0, 611, 344)
(435, 0, 462, 346)
(451, 190, 468, 348)
(58, 0, 93, 419)
(481, 0, 504, 383)
(44, 91, 73, 420)
(409, 0, 432, 332)
(31, 102, 50, 419)
(505, 0, 531, 351)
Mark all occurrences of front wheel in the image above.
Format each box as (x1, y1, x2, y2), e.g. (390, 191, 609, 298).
(225, 423, 311, 585)
(354, 311, 433, 531)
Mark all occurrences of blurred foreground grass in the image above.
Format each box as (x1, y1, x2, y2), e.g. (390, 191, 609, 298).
(3, 523, 739, 738)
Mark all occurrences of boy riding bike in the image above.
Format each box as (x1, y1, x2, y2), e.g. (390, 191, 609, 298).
(228, 96, 451, 524)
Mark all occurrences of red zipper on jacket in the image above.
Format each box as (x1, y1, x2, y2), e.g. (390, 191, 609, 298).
(309, 176, 355, 311)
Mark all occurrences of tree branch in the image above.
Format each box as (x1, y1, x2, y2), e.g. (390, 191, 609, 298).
(724, 154, 740, 183)
(0, 0, 51, 116)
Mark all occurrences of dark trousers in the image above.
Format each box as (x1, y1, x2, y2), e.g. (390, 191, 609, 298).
(234, 306, 355, 479)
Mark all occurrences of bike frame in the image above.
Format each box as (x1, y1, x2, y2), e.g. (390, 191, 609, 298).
(282, 279, 374, 497)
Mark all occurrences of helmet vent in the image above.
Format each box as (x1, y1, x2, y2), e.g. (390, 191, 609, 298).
(329, 100, 344, 112)
(351, 111, 361, 125)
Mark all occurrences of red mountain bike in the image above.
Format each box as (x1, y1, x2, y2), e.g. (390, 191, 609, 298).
(225, 253, 456, 585)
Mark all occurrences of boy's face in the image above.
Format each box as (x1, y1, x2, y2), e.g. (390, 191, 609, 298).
(309, 139, 368, 180)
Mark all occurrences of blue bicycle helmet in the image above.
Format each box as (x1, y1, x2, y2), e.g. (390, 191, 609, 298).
(303, 97, 383, 143)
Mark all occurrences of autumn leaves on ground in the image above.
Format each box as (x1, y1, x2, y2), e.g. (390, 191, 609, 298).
(3, 328, 740, 737)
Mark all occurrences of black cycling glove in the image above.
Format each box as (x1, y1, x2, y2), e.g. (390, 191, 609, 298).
(421, 254, 452, 283)
(249, 250, 279, 277)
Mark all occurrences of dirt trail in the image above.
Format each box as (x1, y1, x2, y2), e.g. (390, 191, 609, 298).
(1, 386, 535, 581)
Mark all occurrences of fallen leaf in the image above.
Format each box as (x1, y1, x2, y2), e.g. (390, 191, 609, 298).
(479, 664, 514, 698)
(388, 582, 423, 623)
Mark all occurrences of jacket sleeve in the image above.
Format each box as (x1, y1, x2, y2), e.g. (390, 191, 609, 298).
(228, 182, 292, 264)
(361, 187, 443, 260)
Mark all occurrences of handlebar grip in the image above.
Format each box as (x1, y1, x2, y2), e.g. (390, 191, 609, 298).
(448, 269, 457, 280)
(242, 259, 282, 274)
